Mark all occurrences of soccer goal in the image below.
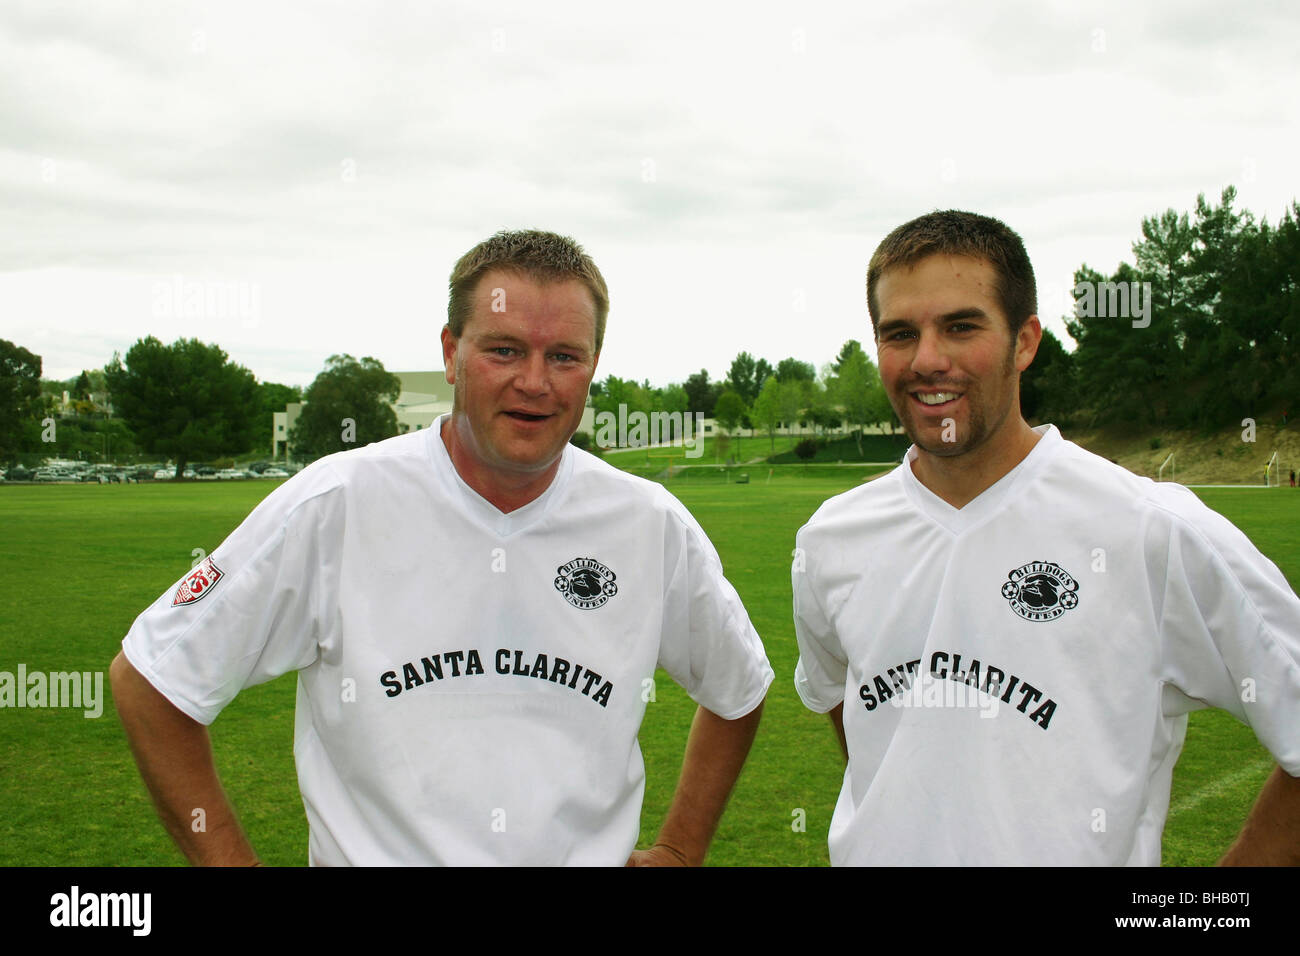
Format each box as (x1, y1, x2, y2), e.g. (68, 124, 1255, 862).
(1265, 451, 1280, 488)
(1158, 452, 1175, 482)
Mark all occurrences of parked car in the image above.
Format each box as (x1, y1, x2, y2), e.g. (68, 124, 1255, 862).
(261, 468, 290, 478)
(215, 468, 245, 480)
(153, 469, 174, 480)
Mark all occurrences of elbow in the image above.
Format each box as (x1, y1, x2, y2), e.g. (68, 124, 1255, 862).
(108, 651, 131, 695)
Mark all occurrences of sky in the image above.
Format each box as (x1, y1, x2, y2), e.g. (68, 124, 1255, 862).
(3, 0, 1298, 388)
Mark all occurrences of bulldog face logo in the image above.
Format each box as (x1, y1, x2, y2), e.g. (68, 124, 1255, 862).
(554, 558, 618, 610)
(1017, 574, 1061, 609)
(1001, 562, 1079, 622)
(568, 568, 605, 600)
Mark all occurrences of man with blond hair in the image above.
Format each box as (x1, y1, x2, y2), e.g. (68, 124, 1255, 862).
(113, 229, 771, 866)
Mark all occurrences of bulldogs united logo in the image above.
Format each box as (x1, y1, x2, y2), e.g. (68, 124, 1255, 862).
(1001, 561, 1079, 622)
(554, 557, 618, 610)
(172, 556, 225, 607)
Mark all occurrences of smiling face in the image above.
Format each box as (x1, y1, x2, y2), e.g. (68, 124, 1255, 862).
(874, 254, 1040, 460)
(441, 268, 599, 487)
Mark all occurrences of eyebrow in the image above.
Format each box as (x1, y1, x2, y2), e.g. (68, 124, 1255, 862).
(476, 331, 591, 355)
(877, 307, 989, 336)
(939, 307, 989, 322)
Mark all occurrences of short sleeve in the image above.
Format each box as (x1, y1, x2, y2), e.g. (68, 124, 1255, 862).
(792, 525, 848, 713)
(1152, 493, 1300, 775)
(121, 463, 346, 725)
(656, 501, 773, 720)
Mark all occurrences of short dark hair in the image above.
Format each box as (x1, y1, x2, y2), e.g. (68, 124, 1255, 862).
(447, 229, 610, 351)
(867, 210, 1037, 336)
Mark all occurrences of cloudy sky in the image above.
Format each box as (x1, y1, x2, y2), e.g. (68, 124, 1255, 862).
(3, 0, 1297, 388)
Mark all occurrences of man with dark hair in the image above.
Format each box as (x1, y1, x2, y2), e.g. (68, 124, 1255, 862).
(793, 209, 1300, 865)
(112, 229, 772, 866)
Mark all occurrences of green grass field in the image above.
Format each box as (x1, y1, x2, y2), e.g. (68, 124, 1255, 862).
(1, 478, 1296, 865)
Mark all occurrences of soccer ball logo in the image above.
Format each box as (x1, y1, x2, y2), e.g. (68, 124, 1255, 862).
(554, 557, 619, 610)
(1001, 561, 1079, 622)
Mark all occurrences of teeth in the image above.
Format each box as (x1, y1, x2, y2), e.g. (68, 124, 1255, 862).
(916, 392, 958, 405)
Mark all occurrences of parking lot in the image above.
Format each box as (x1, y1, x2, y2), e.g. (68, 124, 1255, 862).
(0, 461, 297, 484)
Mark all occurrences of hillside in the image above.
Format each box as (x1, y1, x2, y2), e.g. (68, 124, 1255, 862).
(749, 419, 1298, 486)
(1055, 420, 1299, 485)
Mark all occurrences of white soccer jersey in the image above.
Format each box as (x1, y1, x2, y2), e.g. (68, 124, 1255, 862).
(123, 418, 773, 865)
(793, 424, 1300, 866)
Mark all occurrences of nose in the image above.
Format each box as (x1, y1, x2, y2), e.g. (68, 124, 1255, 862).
(910, 326, 952, 378)
(513, 352, 549, 397)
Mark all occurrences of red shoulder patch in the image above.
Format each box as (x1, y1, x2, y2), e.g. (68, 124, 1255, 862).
(172, 556, 225, 607)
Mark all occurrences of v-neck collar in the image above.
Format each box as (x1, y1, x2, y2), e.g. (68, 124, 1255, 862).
(899, 424, 1061, 535)
(425, 414, 573, 538)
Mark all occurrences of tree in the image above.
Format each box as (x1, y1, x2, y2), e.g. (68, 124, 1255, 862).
(713, 390, 747, 459)
(290, 355, 401, 461)
(829, 348, 887, 457)
(1067, 258, 1182, 427)
(726, 352, 772, 405)
(104, 337, 258, 477)
(831, 340, 866, 375)
(592, 374, 653, 421)
(1019, 327, 1076, 424)
(683, 369, 720, 418)
(804, 377, 839, 434)
(658, 383, 689, 414)
(0, 340, 41, 459)
(775, 357, 816, 383)
(750, 377, 783, 453)
(778, 379, 804, 435)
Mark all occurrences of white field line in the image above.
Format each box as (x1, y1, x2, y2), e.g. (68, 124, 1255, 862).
(1167, 757, 1274, 821)
(668, 461, 899, 469)
(1183, 484, 1270, 489)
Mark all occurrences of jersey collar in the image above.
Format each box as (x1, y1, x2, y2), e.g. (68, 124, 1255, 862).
(899, 423, 1062, 535)
(426, 414, 574, 537)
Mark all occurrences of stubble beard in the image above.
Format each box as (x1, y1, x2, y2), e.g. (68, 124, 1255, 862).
(894, 348, 1018, 459)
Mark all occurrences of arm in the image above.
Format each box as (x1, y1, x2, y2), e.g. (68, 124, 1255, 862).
(1218, 766, 1300, 866)
(627, 699, 764, 867)
(110, 652, 260, 866)
(828, 701, 848, 762)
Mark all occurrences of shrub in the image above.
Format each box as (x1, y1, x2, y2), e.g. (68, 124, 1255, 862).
(569, 431, 601, 456)
(794, 439, 819, 461)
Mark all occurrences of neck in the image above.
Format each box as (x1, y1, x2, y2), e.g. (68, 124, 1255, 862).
(910, 417, 1043, 509)
(440, 417, 561, 514)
